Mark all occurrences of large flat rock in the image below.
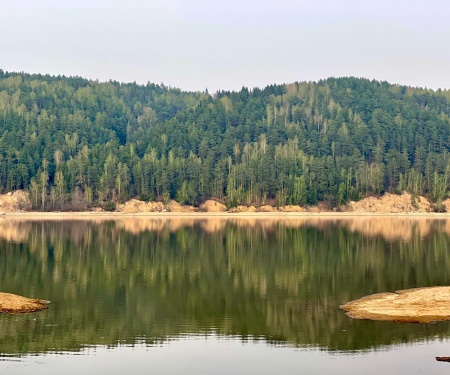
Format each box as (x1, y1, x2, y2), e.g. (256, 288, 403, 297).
(341, 286, 450, 323)
(0, 292, 49, 313)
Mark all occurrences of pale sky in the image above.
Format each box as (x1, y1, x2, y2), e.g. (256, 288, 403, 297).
(1, 0, 449, 92)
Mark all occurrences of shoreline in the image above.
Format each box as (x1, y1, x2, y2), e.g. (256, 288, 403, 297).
(1, 191, 447, 220)
(2, 211, 450, 220)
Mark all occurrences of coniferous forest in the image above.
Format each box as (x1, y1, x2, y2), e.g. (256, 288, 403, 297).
(1, 70, 450, 210)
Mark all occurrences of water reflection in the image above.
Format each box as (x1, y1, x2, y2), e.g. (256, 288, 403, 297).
(4, 337, 450, 375)
(1, 217, 450, 356)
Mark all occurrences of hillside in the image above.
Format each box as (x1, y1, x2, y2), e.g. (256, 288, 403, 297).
(0, 70, 450, 210)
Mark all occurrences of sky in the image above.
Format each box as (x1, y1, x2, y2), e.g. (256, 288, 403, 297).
(1, 0, 449, 92)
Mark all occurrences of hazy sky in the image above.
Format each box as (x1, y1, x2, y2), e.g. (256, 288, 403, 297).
(1, 0, 449, 92)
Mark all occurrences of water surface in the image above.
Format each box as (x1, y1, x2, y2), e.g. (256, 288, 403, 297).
(1, 217, 450, 373)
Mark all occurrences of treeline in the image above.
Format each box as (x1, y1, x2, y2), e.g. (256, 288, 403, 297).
(1, 70, 450, 209)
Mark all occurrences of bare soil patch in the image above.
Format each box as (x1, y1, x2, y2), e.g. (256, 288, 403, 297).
(341, 286, 450, 323)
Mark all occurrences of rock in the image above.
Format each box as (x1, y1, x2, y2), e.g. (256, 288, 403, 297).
(0, 292, 49, 313)
(442, 198, 450, 212)
(436, 357, 450, 363)
(229, 205, 247, 213)
(344, 192, 431, 213)
(118, 199, 196, 213)
(341, 286, 450, 323)
(119, 199, 148, 213)
(167, 200, 182, 212)
(167, 200, 196, 212)
(0, 191, 32, 212)
(279, 205, 306, 212)
(228, 205, 258, 213)
(151, 202, 165, 212)
(258, 205, 278, 212)
(199, 200, 227, 212)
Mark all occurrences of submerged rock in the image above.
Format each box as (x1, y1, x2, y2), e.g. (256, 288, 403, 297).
(340, 286, 450, 323)
(0, 292, 49, 313)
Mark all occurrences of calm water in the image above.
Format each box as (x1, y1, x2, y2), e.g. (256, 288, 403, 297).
(1, 217, 450, 374)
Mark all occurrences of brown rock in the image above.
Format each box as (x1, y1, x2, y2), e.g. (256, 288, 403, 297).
(167, 200, 196, 212)
(150, 202, 166, 212)
(344, 192, 431, 213)
(341, 286, 450, 323)
(167, 200, 183, 212)
(120, 199, 149, 213)
(442, 198, 450, 212)
(0, 190, 32, 212)
(0, 292, 49, 314)
(228, 205, 247, 213)
(199, 200, 227, 212)
(280, 205, 306, 212)
(119, 199, 194, 213)
(228, 205, 258, 213)
(258, 205, 278, 212)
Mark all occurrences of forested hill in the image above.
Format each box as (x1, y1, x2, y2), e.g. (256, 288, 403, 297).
(1, 70, 450, 210)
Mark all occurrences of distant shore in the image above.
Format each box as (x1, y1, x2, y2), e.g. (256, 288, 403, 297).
(1, 192, 449, 219)
(2, 211, 450, 220)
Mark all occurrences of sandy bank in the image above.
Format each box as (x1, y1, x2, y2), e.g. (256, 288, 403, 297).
(2, 191, 450, 217)
(2, 211, 450, 220)
(0, 211, 450, 220)
(341, 286, 450, 323)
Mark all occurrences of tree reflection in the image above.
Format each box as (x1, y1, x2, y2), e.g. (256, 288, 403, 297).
(0, 218, 450, 355)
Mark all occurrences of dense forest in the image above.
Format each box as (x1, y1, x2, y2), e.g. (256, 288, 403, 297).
(1, 70, 450, 210)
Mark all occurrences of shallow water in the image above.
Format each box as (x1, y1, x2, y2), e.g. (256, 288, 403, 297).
(1, 217, 450, 373)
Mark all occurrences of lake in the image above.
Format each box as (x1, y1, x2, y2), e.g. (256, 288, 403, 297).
(1, 217, 450, 374)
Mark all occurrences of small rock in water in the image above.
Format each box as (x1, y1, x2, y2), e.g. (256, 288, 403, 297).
(0, 292, 50, 313)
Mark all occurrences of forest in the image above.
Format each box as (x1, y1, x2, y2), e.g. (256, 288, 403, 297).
(0, 70, 450, 210)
